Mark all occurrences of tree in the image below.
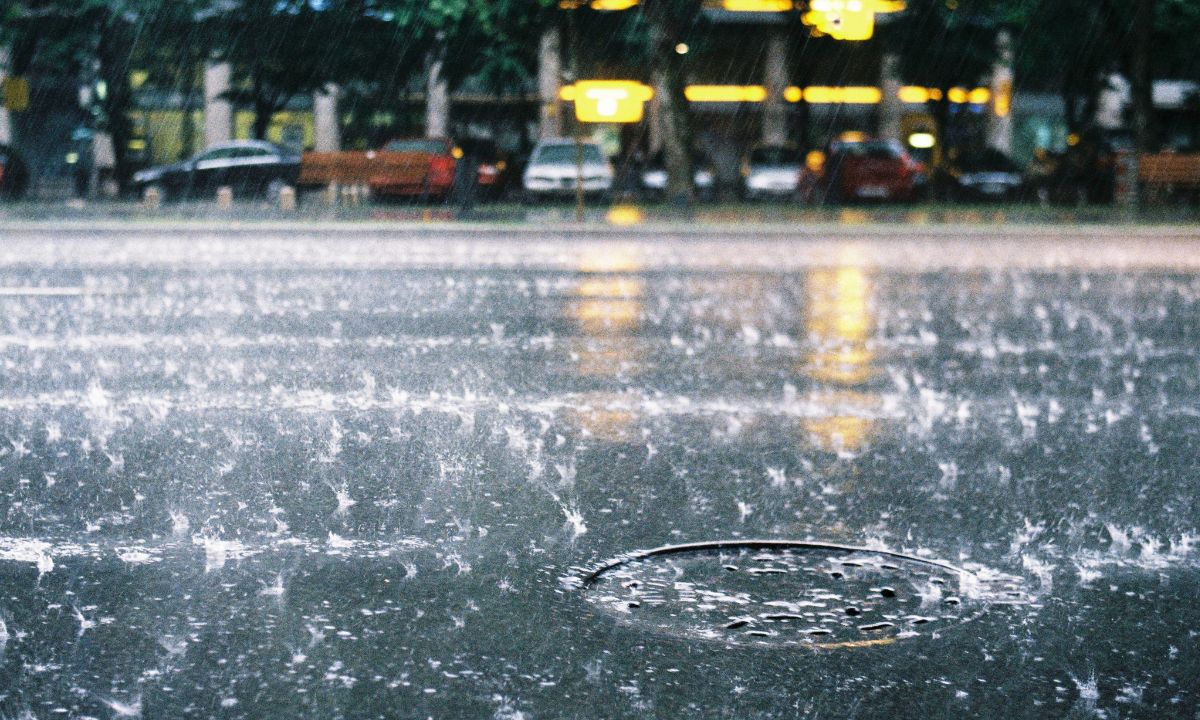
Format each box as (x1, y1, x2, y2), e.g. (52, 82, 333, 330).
(212, 0, 380, 140)
(884, 0, 999, 156)
(637, 0, 703, 205)
(0, 0, 189, 187)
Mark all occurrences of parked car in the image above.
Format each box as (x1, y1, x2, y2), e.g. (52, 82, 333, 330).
(522, 138, 614, 201)
(740, 144, 805, 200)
(802, 138, 927, 203)
(370, 137, 460, 202)
(132, 140, 300, 200)
(941, 147, 1027, 202)
(0, 144, 30, 200)
(639, 150, 717, 201)
(1032, 128, 1126, 205)
(457, 138, 512, 201)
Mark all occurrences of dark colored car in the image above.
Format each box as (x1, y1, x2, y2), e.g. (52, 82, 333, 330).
(943, 147, 1027, 202)
(639, 150, 717, 201)
(1034, 128, 1128, 205)
(803, 138, 927, 203)
(131, 141, 301, 200)
(457, 138, 512, 201)
(0, 144, 31, 200)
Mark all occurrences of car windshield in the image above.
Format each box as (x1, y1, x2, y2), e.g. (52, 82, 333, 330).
(750, 147, 802, 165)
(647, 151, 711, 167)
(834, 140, 903, 159)
(384, 139, 449, 153)
(958, 149, 1022, 172)
(534, 144, 604, 164)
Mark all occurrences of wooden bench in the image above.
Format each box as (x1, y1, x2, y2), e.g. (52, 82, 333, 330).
(298, 151, 430, 188)
(1139, 153, 1200, 203)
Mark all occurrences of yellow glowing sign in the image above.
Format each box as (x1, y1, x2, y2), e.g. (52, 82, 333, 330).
(565, 81, 654, 123)
(897, 86, 991, 104)
(803, 0, 905, 40)
(723, 0, 793, 10)
(804, 86, 882, 104)
(559, 0, 639, 8)
(805, 0, 876, 40)
(685, 85, 768, 103)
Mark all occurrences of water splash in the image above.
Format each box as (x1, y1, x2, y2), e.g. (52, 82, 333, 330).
(98, 695, 141, 718)
(0, 538, 54, 576)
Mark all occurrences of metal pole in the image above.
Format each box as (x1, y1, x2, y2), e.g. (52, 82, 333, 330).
(570, 9, 585, 223)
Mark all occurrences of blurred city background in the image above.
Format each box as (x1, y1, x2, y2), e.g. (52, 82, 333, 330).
(0, 0, 1197, 211)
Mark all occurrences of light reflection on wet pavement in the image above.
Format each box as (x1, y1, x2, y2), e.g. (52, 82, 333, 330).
(1, 227, 1199, 718)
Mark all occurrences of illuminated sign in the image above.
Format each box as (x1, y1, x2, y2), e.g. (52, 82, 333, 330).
(803, 86, 882, 104)
(559, 0, 639, 8)
(805, 0, 876, 40)
(802, 0, 905, 40)
(563, 81, 654, 123)
(722, 0, 793, 10)
(685, 85, 768, 103)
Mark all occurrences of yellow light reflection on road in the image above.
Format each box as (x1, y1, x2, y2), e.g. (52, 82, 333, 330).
(567, 247, 647, 386)
(567, 392, 639, 442)
(802, 262, 880, 452)
(802, 390, 881, 452)
(606, 205, 646, 226)
(578, 246, 643, 274)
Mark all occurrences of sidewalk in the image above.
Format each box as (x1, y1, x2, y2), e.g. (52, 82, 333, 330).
(0, 198, 1197, 230)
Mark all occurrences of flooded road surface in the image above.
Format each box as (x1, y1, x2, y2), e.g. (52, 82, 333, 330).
(1, 226, 1198, 718)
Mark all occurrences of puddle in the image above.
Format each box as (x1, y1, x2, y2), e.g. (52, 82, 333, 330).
(575, 541, 1030, 649)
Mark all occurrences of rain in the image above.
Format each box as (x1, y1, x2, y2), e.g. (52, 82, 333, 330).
(1, 0, 1199, 718)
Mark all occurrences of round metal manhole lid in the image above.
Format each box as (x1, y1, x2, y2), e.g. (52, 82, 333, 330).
(574, 541, 1026, 649)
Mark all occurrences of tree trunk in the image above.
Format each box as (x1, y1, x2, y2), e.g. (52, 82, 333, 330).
(95, 16, 134, 192)
(643, 1, 693, 206)
(1063, 90, 1079, 134)
(1130, 0, 1156, 154)
(253, 98, 272, 140)
(178, 60, 198, 159)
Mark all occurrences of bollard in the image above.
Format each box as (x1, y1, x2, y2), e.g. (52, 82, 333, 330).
(325, 182, 339, 206)
(142, 186, 162, 211)
(279, 185, 296, 212)
(1114, 150, 1139, 211)
(216, 186, 234, 210)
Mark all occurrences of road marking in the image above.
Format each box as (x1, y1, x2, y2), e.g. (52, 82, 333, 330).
(0, 287, 86, 296)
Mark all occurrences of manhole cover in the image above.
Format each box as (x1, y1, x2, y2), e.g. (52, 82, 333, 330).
(575, 540, 1026, 649)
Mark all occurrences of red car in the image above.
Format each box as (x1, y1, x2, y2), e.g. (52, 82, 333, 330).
(801, 138, 927, 204)
(369, 137, 460, 201)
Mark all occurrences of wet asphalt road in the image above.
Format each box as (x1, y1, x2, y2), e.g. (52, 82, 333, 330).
(1, 224, 1199, 719)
